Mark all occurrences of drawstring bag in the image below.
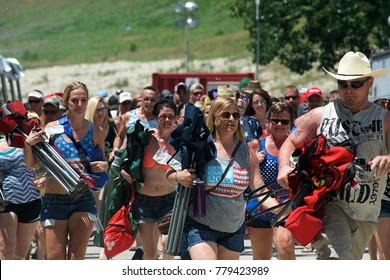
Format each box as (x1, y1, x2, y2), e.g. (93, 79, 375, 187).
(104, 183, 136, 258)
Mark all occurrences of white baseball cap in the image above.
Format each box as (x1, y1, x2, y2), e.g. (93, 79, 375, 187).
(119, 92, 132, 103)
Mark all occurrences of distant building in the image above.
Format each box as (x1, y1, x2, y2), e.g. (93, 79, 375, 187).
(371, 49, 390, 99)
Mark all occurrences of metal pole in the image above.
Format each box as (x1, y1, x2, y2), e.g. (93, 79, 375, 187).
(185, 23, 189, 72)
(255, 0, 260, 79)
(16, 79, 22, 101)
(8, 78, 16, 101)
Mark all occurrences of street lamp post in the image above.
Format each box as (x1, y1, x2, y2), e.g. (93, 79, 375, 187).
(175, 2, 199, 72)
(255, 0, 260, 79)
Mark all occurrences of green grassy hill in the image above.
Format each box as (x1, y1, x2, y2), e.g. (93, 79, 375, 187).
(0, 0, 252, 69)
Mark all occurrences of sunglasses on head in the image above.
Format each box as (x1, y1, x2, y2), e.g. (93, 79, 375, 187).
(220, 111, 241, 120)
(337, 78, 369, 89)
(284, 95, 298, 100)
(28, 99, 42, 104)
(270, 119, 290, 125)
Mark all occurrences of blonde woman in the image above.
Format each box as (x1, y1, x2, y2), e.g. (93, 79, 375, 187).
(24, 81, 108, 260)
(166, 97, 284, 260)
(85, 96, 118, 162)
(85, 96, 118, 258)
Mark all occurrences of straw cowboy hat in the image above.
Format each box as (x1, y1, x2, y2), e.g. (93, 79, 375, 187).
(323, 51, 388, 81)
(241, 80, 262, 94)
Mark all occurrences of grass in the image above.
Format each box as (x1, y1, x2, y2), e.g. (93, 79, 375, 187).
(0, 0, 252, 69)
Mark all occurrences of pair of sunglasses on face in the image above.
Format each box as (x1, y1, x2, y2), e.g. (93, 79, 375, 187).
(337, 78, 369, 89)
(220, 111, 241, 120)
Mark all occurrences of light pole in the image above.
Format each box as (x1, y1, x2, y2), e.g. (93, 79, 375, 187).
(255, 0, 260, 79)
(175, 2, 199, 72)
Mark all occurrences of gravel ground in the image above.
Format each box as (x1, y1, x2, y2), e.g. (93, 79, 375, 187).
(19, 57, 334, 100)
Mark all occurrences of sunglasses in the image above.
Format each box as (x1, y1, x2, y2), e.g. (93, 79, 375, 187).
(270, 119, 290, 125)
(193, 91, 203, 96)
(337, 78, 369, 89)
(284, 96, 298, 100)
(95, 107, 107, 113)
(143, 97, 156, 102)
(28, 99, 42, 104)
(253, 100, 266, 106)
(158, 115, 175, 121)
(220, 111, 241, 120)
(43, 110, 58, 116)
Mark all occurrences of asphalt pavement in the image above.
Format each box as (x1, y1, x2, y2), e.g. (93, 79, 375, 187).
(84, 237, 371, 260)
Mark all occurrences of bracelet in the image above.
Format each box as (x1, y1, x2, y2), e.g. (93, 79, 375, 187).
(25, 141, 32, 146)
(174, 172, 179, 184)
(278, 163, 290, 171)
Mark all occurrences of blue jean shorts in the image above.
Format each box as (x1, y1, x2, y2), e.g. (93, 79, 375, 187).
(132, 192, 175, 224)
(379, 199, 390, 218)
(180, 216, 245, 259)
(40, 191, 97, 226)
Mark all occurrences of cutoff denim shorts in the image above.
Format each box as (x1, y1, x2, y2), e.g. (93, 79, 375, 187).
(132, 191, 175, 224)
(180, 216, 245, 259)
(40, 191, 96, 226)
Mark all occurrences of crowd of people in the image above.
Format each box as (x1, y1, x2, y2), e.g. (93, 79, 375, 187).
(0, 50, 389, 260)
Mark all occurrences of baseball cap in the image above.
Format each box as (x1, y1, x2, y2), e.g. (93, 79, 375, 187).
(174, 82, 189, 93)
(190, 83, 204, 93)
(239, 78, 251, 90)
(108, 95, 119, 111)
(43, 97, 60, 109)
(97, 90, 108, 98)
(28, 90, 44, 100)
(119, 92, 132, 103)
(44, 96, 66, 110)
(306, 87, 323, 98)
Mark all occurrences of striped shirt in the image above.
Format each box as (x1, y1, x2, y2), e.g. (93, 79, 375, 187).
(0, 146, 41, 204)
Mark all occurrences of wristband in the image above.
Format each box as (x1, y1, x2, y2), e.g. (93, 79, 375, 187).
(278, 163, 290, 171)
(174, 172, 179, 184)
(25, 141, 32, 146)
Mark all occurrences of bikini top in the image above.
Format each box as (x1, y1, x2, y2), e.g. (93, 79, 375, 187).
(143, 139, 171, 171)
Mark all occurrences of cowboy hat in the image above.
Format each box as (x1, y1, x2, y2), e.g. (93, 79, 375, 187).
(323, 51, 388, 81)
(241, 80, 262, 94)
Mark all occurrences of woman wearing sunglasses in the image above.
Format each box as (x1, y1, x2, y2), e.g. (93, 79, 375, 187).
(169, 96, 284, 260)
(121, 99, 178, 260)
(246, 102, 296, 260)
(85, 96, 118, 258)
(241, 89, 273, 143)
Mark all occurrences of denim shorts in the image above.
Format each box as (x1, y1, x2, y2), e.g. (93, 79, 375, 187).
(40, 191, 97, 226)
(132, 192, 175, 224)
(181, 216, 245, 259)
(379, 199, 390, 218)
(2, 199, 42, 223)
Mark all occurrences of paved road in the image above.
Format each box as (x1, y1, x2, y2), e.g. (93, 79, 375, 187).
(85, 237, 370, 260)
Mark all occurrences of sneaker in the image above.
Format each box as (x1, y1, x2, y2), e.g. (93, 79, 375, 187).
(132, 248, 144, 260)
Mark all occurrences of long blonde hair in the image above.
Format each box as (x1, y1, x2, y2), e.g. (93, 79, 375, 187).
(85, 96, 111, 126)
(206, 96, 244, 142)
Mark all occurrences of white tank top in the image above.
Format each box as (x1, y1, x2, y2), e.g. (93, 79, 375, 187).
(318, 100, 388, 222)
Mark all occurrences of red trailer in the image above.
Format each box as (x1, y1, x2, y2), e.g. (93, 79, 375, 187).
(152, 72, 255, 92)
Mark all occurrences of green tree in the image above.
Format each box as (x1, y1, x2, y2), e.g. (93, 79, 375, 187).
(230, 0, 390, 74)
